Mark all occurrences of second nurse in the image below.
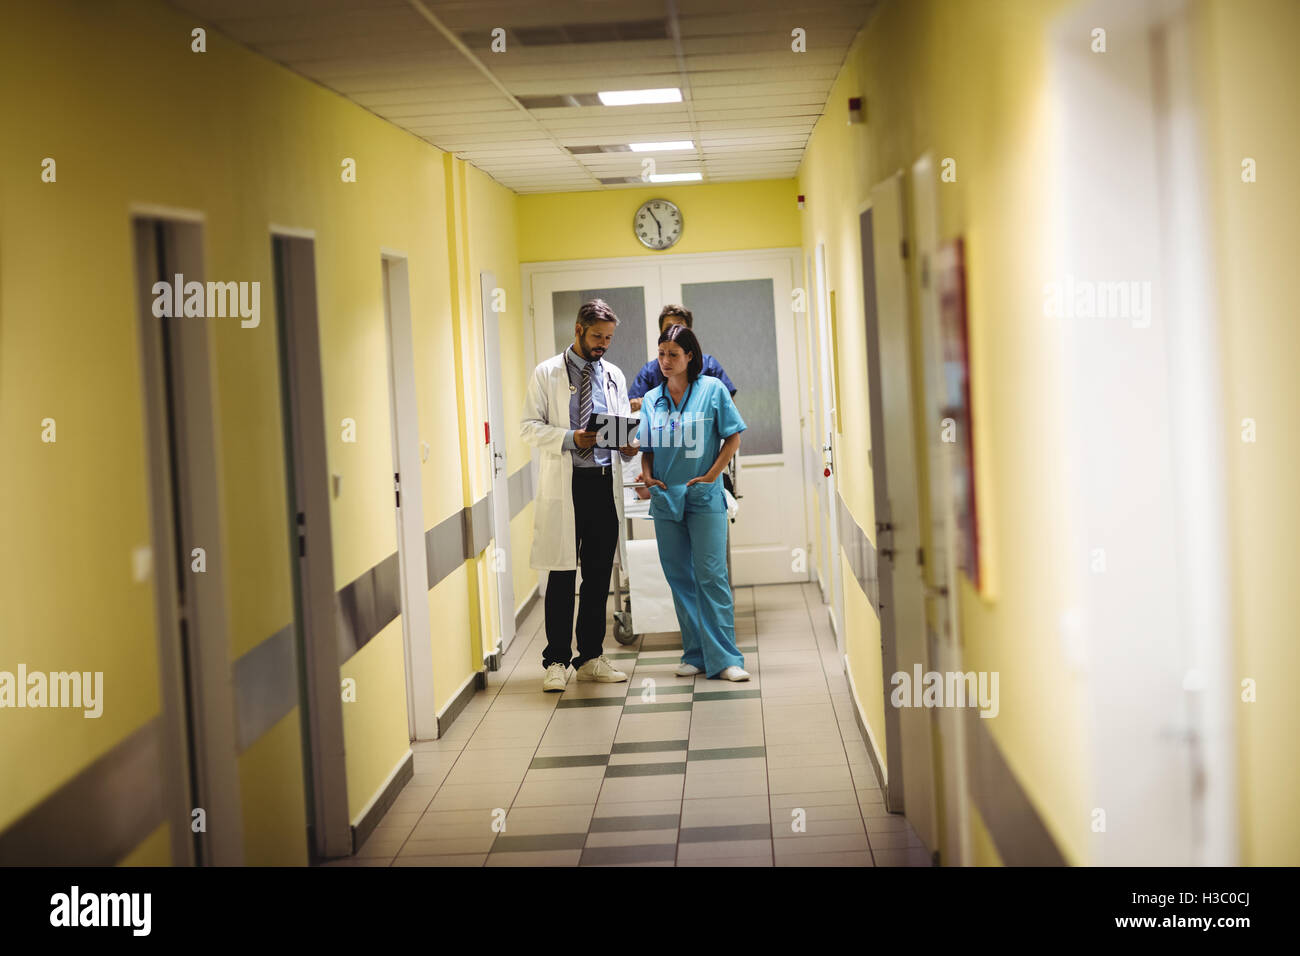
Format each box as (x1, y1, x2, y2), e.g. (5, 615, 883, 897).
(637, 324, 750, 681)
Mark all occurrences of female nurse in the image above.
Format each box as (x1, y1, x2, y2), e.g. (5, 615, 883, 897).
(637, 324, 750, 681)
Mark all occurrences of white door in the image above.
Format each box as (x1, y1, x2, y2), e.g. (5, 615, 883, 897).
(135, 215, 244, 865)
(528, 252, 810, 587)
(382, 254, 435, 741)
(813, 244, 844, 637)
(793, 259, 822, 599)
(805, 253, 831, 605)
(272, 231, 350, 858)
(660, 254, 808, 585)
(865, 174, 938, 850)
(480, 270, 517, 655)
(911, 152, 973, 866)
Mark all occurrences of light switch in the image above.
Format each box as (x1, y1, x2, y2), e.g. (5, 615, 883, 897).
(420, 441, 430, 462)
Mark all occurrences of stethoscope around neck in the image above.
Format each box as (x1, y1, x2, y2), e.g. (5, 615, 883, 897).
(565, 354, 618, 404)
(651, 379, 695, 431)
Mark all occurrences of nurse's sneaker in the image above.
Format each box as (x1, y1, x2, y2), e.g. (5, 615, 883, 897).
(542, 663, 568, 692)
(675, 663, 703, 676)
(575, 655, 628, 683)
(719, 666, 750, 682)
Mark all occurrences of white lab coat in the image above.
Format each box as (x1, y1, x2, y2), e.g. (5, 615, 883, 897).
(520, 351, 632, 572)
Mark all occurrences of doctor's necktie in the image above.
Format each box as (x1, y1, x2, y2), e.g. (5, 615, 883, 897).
(577, 362, 594, 460)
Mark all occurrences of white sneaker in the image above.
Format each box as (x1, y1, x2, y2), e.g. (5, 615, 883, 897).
(542, 662, 568, 692)
(575, 655, 628, 683)
(719, 666, 750, 682)
(675, 662, 703, 676)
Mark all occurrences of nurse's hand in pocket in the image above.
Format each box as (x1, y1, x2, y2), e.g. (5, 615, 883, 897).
(640, 472, 667, 491)
(686, 472, 718, 487)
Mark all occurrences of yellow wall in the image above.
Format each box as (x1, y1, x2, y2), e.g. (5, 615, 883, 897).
(466, 161, 537, 631)
(429, 566, 475, 712)
(510, 504, 538, 619)
(237, 709, 309, 865)
(842, 551, 886, 765)
(2, 1, 171, 840)
(517, 179, 801, 262)
(968, 804, 1004, 867)
(0, 0, 521, 863)
(798, 0, 1088, 866)
(118, 824, 172, 867)
(341, 622, 411, 821)
(801, 0, 1299, 868)
(1200, 0, 1300, 866)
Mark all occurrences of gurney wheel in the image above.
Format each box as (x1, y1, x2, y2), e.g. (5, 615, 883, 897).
(614, 611, 636, 645)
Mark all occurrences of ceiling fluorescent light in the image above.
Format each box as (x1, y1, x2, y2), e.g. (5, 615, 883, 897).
(629, 141, 694, 152)
(597, 88, 682, 106)
(648, 172, 702, 183)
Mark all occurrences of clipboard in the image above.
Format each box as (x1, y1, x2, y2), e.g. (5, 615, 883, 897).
(585, 413, 640, 448)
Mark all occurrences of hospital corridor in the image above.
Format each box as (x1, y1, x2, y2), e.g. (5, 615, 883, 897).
(351, 582, 920, 867)
(1, 0, 1298, 914)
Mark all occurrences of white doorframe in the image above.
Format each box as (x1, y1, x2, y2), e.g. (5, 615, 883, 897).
(813, 243, 844, 648)
(911, 152, 973, 866)
(132, 212, 244, 866)
(806, 253, 831, 603)
(792, 257, 820, 592)
(860, 176, 938, 849)
(382, 252, 436, 741)
(271, 229, 351, 860)
(479, 270, 518, 656)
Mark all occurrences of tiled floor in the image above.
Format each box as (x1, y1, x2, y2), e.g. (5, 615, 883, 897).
(330, 582, 930, 867)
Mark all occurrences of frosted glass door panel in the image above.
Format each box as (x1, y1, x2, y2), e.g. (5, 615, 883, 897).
(550, 286, 647, 384)
(681, 278, 781, 455)
(530, 267, 658, 434)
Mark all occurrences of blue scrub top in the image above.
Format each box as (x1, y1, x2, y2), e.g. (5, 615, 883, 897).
(636, 376, 746, 520)
(628, 354, 737, 399)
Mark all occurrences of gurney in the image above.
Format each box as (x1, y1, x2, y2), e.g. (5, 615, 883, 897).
(610, 455, 740, 644)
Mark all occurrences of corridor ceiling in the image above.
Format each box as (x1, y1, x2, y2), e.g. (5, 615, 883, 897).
(166, 0, 880, 193)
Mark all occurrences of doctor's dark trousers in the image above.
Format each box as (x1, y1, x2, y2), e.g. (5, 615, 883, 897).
(543, 466, 619, 669)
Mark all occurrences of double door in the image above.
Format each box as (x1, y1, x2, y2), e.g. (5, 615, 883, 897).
(526, 250, 810, 586)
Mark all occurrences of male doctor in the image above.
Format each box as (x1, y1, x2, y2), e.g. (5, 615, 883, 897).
(521, 299, 640, 693)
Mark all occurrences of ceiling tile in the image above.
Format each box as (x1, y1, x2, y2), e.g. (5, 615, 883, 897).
(165, 0, 880, 191)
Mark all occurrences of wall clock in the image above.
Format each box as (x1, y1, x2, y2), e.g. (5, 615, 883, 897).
(633, 198, 682, 250)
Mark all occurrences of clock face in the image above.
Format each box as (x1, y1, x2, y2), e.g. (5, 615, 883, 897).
(634, 199, 683, 250)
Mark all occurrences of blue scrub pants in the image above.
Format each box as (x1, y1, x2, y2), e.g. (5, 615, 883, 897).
(654, 511, 745, 677)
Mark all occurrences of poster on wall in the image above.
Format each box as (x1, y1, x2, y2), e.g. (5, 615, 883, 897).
(934, 237, 980, 590)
